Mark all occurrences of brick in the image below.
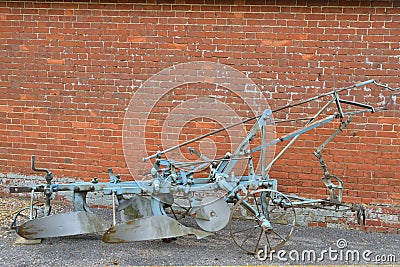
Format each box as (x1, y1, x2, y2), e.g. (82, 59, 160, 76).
(46, 59, 64, 65)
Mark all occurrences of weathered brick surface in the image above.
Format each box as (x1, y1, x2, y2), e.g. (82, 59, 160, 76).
(0, 0, 399, 232)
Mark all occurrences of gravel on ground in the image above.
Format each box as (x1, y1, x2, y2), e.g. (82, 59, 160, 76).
(0, 196, 399, 266)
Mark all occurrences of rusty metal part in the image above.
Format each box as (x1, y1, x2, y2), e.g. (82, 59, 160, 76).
(31, 155, 54, 216)
(102, 215, 212, 243)
(16, 211, 109, 239)
(9, 186, 34, 193)
(352, 204, 367, 225)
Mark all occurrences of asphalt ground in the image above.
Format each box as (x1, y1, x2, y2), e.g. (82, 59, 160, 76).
(0, 196, 399, 266)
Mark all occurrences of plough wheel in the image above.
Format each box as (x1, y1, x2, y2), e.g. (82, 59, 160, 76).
(228, 189, 296, 255)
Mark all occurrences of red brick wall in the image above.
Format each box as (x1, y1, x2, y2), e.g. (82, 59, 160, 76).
(0, 1, 399, 227)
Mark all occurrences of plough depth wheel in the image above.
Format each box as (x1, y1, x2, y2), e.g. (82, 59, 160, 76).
(228, 189, 296, 255)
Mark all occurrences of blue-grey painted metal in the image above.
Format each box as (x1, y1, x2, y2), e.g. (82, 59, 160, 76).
(9, 79, 399, 254)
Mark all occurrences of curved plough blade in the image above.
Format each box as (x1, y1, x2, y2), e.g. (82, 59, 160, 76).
(102, 215, 212, 243)
(17, 211, 109, 240)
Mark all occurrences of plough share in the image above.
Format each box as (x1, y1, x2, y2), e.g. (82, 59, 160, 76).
(10, 79, 399, 254)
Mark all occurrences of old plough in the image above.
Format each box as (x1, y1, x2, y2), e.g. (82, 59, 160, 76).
(9, 79, 399, 254)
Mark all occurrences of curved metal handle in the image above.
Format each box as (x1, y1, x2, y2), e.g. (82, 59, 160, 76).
(31, 155, 50, 174)
(31, 155, 53, 184)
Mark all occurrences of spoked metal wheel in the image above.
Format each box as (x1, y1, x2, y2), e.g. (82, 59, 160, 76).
(11, 206, 43, 230)
(228, 189, 296, 255)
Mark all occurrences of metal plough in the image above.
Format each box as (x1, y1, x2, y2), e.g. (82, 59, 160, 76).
(10, 79, 399, 254)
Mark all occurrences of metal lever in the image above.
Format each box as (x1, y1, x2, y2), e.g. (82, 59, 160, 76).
(31, 155, 50, 174)
(352, 204, 367, 225)
(31, 155, 53, 184)
(31, 155, 53, 215)
(108, 168, 120, 183)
